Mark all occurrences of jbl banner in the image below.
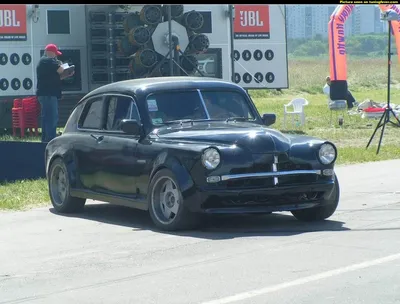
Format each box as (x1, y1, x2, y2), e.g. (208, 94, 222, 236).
(234, 5, 270, 39)
(0, 5, 27, 41)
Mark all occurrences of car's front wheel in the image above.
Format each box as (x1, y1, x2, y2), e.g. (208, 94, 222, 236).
(48, 158, 86, 213)
(148, 169, 199, 231)
(291, 174, 340, 222)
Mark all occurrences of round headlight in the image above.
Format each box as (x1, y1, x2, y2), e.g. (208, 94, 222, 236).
(201, 148, 221, 170)
(318, 143, 336, 165)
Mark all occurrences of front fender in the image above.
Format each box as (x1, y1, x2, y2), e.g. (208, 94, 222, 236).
(288, 139, 336, 169)
(150, 151, 195, 196)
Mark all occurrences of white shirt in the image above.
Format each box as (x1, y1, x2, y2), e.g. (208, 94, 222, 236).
(323, 84, 330, 96)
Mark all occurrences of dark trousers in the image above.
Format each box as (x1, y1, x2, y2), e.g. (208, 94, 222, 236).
(346, 90, 356, 109)
(37, 96, 58, 143)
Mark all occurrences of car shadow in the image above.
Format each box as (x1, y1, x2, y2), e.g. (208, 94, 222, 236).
(49, 203, 350, 239)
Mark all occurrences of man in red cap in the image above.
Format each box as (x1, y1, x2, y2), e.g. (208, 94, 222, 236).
(36, 43, 74, 142)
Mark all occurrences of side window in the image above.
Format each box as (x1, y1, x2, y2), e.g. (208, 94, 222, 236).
(80, 98, 103, 129)
(105, 95, 140, 131)
(130, 102, 140, 121)
(64, 102, 84, 133)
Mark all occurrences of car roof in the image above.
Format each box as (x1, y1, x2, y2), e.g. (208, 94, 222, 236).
(81, 76, 247, 102)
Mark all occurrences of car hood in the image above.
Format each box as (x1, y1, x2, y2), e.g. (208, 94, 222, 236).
(155, 121, 295, 153)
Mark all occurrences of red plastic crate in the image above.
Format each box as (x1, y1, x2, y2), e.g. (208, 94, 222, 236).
(13, 98, 22, 108)
(11, 96, 40, 137)
(12, 107, 25, 137)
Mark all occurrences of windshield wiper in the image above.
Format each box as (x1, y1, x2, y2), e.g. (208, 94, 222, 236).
(225, 116, 253, 122)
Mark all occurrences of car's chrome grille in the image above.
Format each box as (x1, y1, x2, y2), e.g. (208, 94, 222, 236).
(277, 154, 311, 171)
(229, 153, 274, 175)
(276, 153, 317, 186)
(226, 153, 316, 188)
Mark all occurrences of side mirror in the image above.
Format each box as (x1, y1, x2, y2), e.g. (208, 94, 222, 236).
(121, 119, 142, 135)
(262, 113, 276, 126)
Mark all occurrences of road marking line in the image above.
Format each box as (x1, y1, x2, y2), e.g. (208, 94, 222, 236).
(200, 252, 400, 304)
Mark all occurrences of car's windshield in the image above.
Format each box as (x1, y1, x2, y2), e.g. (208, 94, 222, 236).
(146, 89, 256, 125)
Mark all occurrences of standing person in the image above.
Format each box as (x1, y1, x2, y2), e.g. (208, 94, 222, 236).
(36, 44, 74, 143)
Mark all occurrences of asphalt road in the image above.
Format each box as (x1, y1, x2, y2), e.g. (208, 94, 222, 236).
(1, 160, 400, 304)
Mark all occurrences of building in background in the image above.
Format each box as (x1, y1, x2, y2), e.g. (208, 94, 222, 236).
(286, 5, 385, 39)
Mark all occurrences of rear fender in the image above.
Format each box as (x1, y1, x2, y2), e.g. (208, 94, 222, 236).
(47, 149, 79, 189)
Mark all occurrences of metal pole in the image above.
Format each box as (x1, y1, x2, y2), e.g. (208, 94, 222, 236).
(229, 5, 235, 83)
(168, 5, 173, 76)
(387, 20, 391, 109)
(173, 37, 180, 76)
(108, 12, 115, 82)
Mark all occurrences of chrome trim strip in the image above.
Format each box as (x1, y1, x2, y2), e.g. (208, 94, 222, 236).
(220, 170, 322, 181)
(273, 155, 279, 186)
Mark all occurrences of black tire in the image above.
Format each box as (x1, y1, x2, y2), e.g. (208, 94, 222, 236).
(48, 158, 86, 213)
(148, 168, 199, 231)
(291, 174, 340, 222)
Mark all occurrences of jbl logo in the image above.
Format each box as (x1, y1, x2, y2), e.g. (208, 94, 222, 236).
(0, 10, 20, 27)
(239, 10, 264, 27)
(234, 5, 270, 38)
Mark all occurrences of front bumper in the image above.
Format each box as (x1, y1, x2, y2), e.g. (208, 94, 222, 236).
(184, 169, 336, 214)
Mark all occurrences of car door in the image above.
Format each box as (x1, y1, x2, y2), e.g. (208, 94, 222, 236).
(96, 94, 142, 200)
(74, 95, 108, 191)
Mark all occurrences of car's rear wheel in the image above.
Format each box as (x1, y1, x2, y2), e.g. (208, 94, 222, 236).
(48, 158, 86, 213)
(291, 174, 340, 222)
(148, 169, 199, 231)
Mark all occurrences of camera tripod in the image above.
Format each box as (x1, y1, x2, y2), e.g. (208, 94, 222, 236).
(366, 20, 400, 154)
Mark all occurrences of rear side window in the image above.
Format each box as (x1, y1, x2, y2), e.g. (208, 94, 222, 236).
(64, 102, 84, 133)
(79, 97, 104, 129)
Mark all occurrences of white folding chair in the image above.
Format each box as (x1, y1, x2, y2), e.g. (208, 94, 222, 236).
(283, 98, 309, 128)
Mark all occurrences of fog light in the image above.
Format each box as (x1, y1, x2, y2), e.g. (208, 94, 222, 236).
(206, 176, 221, 183)
(323, 169, 334, 176)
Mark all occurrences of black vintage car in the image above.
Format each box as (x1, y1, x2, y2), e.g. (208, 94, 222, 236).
(45, 77, 340, 231)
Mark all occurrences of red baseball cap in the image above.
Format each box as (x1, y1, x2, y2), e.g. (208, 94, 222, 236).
(45, 44, 62, 56)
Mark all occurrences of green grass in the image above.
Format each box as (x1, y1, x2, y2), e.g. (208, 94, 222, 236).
(250, 89, 400, 165)
(246, 57, 400, 165)
(0, 179, 49, 211)
(0, 134, 41, 142)
(0, 128, 64, 142)
(1, 57, 399, 210)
